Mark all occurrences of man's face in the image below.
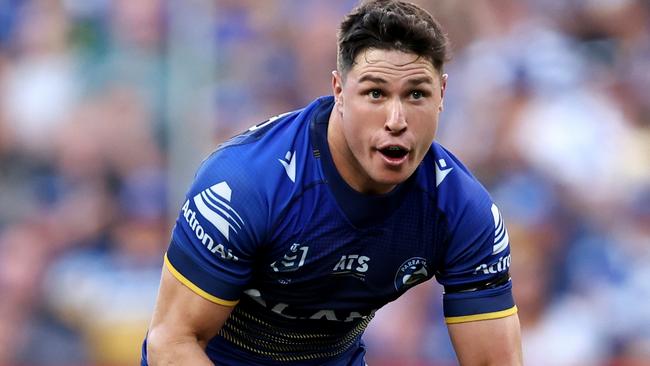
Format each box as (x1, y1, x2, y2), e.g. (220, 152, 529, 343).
(329, 48, 447, 194)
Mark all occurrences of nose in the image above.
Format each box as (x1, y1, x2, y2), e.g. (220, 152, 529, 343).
(385, 99, 407, 134)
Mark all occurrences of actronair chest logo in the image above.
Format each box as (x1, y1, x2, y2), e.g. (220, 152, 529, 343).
(491, 204, 509, 255)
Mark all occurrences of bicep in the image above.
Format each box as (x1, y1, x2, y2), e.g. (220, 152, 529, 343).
(148, 263, 234, 347)
(447, 314, 522, 366)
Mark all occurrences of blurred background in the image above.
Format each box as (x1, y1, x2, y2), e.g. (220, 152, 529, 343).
(0, 0, 648, 365)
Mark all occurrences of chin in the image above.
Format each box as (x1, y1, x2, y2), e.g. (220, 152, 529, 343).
(372, 171, 412, 190)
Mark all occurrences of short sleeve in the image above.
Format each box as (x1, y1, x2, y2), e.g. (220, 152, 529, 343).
(165, 150, 267, 306)
(435, 188, 517, 324)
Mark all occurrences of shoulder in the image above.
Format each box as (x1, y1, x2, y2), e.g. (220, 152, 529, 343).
(189, 98, 329, 225)
(425, 145, 516, 324)
(416, 142, 501, 254)
(424, 142, 493, 221)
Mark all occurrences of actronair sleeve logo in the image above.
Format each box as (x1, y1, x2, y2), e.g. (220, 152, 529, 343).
(192, 181, 244, 241)
(491, 204, 509, 255)
(180, 181, 243, 261)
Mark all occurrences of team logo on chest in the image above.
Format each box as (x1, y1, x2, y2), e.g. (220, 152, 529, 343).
(394, 257, 430, 291)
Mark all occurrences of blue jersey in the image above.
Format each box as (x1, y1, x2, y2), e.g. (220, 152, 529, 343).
(141, 96, 516, 365)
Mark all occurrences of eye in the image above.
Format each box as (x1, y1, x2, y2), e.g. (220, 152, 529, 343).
(411, 90, 425, 99)
(368, 89, 383, 99)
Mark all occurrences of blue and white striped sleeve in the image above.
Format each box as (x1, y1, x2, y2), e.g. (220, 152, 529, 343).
(436, 186, 517, 324)
(165, 149, 267, 306)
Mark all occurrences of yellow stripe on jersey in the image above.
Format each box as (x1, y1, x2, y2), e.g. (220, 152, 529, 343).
(445, 305, 518, 324)
(164, 253, 239, 307)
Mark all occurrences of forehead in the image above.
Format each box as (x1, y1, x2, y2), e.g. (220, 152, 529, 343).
(347, 48, 439, 82)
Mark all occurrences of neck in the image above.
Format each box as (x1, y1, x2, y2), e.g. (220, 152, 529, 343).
(326, 108, 395, 195)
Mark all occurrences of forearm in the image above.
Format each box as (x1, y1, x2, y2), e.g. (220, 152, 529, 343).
(146, 329, 214, 366)
(145, 266, 233, 365)
(448, 314, 522, 366)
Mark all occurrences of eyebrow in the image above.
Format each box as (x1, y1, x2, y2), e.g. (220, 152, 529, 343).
(358, 75, 434, 86)
(406, 76, 434, 86)
(358, 75, 387, 84)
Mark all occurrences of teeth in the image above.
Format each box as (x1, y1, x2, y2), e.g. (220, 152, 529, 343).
(388, 146, 401, 151)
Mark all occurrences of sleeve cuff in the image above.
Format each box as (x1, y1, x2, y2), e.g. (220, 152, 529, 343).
(445, 305, 518, 324)
(165, 240, 241, 305)
(443, 285, 515, 324)
(165, 253, 239, 306)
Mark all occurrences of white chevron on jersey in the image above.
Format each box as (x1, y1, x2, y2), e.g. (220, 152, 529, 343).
(193, 182, 244, 241)
(435, 158, 453, 187)
(279, 150, 297, 182)
(491, 204, 509, 255)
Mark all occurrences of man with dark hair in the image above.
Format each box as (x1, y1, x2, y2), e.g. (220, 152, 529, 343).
(143, 1, 522, 365)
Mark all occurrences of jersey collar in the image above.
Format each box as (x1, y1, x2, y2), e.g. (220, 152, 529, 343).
(309, 96, 417, 228)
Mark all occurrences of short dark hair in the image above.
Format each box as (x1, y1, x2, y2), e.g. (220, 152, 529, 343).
(337, 0, 449, 76)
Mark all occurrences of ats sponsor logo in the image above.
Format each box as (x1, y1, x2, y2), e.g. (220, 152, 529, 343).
(332, 254, 370, 280)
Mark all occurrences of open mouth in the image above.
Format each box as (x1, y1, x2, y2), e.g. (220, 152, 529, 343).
(379, 146, 409, 160)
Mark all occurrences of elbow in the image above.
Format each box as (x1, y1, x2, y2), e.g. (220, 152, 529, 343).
(145, 326, 167, 364)
(146, 325, 188, 364)
(145, 324, 209, 365)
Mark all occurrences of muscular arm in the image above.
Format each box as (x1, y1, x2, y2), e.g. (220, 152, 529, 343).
(146, 265, 235, 365)
(447, 313, 522, 366)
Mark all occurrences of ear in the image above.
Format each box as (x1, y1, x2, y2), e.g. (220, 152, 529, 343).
(439, 73, 448, 112)
(332, 70, 344, 114)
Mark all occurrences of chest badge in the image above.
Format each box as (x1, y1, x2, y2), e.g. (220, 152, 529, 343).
(270, 243, 309, 273)
(394, 257, 430, 291)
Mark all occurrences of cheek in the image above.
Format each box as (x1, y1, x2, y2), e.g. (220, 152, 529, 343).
(412, 115, 439, 144)
(342, 117, 367, 149)
(342, 102, 373, 140)
(425, 122, 439, 143)
(418, 106, 440, 127)
(427, 119, 439, 138)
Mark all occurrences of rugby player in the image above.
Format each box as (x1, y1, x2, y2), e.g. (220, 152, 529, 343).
(143, 1, 522, 364)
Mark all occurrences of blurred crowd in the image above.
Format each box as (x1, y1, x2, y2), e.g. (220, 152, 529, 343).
(0, 0, 648, 365)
